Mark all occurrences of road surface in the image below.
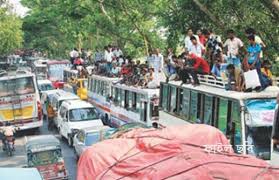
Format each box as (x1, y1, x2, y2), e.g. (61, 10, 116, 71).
(0, 119, 77, 180)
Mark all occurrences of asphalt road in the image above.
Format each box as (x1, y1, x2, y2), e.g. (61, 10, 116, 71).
(0, 119, 77, 180)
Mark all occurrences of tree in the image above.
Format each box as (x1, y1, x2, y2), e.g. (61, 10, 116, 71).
(0, 7, 23, 56)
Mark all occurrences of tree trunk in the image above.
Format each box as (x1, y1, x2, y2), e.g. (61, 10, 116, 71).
(192, 0, 225, 30)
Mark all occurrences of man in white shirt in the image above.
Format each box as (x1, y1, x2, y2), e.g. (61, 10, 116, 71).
(153, 48, 164, 72)
(69, 48, 79, 64)
(113, 47, 123, 58)
(189, 36, 204, 57)
(224, 29, 244, 68)
(184, 28, 200, 51)
(104, 46, 113, 63)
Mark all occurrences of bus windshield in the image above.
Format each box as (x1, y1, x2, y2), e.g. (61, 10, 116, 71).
(0, 77, 35, 97)
(245, 98, 276, 160)
(48, 63, 69, 81)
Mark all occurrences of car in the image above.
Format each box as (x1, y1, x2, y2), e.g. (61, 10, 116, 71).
(73, 126, 113, 159)
(25, 135, 68, 180)
(37, 79, 54, 95)
(50, 90, 79, 126)
(57, 99, 104, 146)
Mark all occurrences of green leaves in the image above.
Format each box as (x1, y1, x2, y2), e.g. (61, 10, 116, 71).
(0, 8, 23, 56)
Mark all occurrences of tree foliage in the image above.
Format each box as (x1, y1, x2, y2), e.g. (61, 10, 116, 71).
(22, 0, 278, 60)
(160, 0, 279, 59)
(21, 0, 165, 58)
(0, 6, 23, 56)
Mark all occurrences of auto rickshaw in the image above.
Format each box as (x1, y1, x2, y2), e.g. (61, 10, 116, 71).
(66, 77, 88, 100)
(25, 135, 68, 180)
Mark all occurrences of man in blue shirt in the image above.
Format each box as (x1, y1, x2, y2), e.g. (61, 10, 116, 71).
(163, 58, 176, 82)
(246, 34, 264, 90)
(247, 35, 261, 70)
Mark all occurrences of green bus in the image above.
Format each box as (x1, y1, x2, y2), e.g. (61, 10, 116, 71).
(159, 77, 279, 160)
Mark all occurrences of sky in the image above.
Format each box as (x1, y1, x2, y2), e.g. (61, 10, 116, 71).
(8, 0, 29, 17)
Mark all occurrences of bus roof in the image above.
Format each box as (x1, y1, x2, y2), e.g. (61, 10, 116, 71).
(113, 83, 160, 97)
(90, 74, 120, 82)
(168, 80, 279, 100)
(0, 70, 34, 80)
(47, 60, 70, 65)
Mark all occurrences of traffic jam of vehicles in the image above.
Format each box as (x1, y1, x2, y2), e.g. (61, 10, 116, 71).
(0, 56, 279, 180)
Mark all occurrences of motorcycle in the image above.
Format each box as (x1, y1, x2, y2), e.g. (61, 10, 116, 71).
(1, 126, 20, 156)
(3, 135, 15, 156)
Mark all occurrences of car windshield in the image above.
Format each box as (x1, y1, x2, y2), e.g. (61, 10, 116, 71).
(29, 149, 62, 166)
(85, 133, 100, 146)
(69, 108, 98, 122)
(0, 77, 35, 97)
(39, 83, 54, 91)
(245, 98, 276, 160)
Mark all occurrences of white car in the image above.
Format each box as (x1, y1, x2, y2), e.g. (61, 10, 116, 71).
(50, 91, 79, 126)
(73, 126, 113, 159)
(57, 99, 104, 146)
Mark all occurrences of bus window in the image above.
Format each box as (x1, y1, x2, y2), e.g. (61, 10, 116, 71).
(181, 89, 190, 120)
(176, 88, 183, 115)
(161, 84, 169, 111)
(217, 98, 228, 134)
(231, 101, 242, 153)
(120, 89, 125, 107)
(124, 90, 129, 109)
(203, 95, 213, 125)
(15, 77, 35, 95)
(93, 79, 96, 92)
(131, 92, 137, 112)
(190, 91, 199, 122)
(136, 94, 141, 113)
(170, 86, 177, 113)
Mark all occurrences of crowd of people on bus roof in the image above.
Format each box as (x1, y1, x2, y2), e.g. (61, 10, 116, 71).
(69, 27, 273, 92)
(174, 27, 272, 92)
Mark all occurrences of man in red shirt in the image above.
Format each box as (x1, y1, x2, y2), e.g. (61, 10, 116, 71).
(185, 52, 210, 86)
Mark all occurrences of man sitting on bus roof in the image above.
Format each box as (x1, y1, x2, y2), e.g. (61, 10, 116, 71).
(226, 64, 245, 92)
(184, 52, 210, 86)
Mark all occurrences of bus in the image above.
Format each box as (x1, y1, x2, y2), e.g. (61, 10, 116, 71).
(0, 70, 42, 130)
(33, 59, 49, 80)
(159, 75, 279, 160)
(47, 60, 71, 89)
(63, 68, 88, 100)
(87, 75, 160, 127)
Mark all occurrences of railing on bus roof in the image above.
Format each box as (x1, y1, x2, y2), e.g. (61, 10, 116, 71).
(197, 74, 227, 88)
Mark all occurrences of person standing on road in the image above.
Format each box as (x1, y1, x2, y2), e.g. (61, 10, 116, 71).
(47, 98, 56, 131)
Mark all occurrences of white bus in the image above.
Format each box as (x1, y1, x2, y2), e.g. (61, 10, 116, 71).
(87, 75, 160, 127)
(0, 70, 42, 130)
(159, 75, 279, 160)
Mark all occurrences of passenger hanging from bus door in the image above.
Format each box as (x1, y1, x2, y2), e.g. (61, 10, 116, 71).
(271, 93, 279, 165)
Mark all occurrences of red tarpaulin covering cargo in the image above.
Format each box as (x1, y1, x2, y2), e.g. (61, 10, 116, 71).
(77, 124, 279, 180)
